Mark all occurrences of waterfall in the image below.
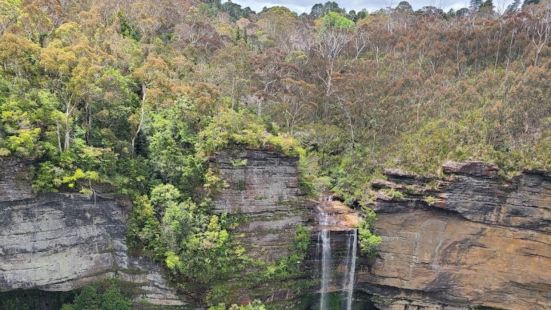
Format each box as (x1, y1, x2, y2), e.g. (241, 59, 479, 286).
(317, 196, 358, 310)
(319, 212, 331, 310)
(342, 229, 358, 310)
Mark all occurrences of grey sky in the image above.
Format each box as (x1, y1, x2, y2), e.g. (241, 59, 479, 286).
(224, 0, 514, 13)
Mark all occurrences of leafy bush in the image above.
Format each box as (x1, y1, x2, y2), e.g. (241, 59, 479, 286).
(263, 225, 310, 280)
(358, 207, 382, 258)
(381, 188, 405, 201)
(62, 282, 131, 310)
(424, 196, 438, 206)
(321, 12, 355, 30)
(32, 142, 110, 195)
(209, 300, 266, 310)
(197, 108, 303, 158)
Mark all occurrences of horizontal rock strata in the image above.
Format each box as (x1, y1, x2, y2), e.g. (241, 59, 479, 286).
(210, 148, 317, 302)
(0, 159, 184, 307)
(360, 161, 551, 310)
(211, 148, 313, 262)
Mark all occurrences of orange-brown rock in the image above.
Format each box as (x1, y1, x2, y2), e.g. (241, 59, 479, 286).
(358, 163, 551, 310)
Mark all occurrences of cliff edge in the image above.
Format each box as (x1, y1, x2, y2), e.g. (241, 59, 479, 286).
(359, 161, 551, 310)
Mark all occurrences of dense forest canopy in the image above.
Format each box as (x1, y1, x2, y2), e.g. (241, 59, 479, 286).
(1, 0, 550, 305)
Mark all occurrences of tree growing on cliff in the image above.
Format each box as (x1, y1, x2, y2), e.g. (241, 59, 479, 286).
(358, 207, 382, 257)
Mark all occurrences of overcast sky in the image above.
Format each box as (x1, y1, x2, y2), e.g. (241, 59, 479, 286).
(224, 0, 514, 13)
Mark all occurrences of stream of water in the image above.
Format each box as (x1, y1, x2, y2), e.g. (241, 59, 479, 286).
(318, 207, 358, 310)
(342, 229, 358, 310)
(319, 212, 332, 310)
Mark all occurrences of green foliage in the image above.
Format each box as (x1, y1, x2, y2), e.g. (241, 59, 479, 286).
(0, 290, 75, 310)
(424, 196, 438, 206)
(171, 214, 247, 285)
(0, 86, 61, 158)
(151, 183, 181, 210)
(390, 104, 551, 177)
(297, 153, 332, 196)
(203, 167, 226, 197)
(230, 158, 247, 167)
(127, 181, 247, 302)
(2, 0, 551, 306)
(72, 286, 100, 310)
(127, 195, 161, 256)
(263, 225, 310, 280)
(389, 113, 494, 175)
(358, 207, 382, 258)
(209, 300, 267, 310)
(197, 108, 303, 158)
(321, 12, 355, 30)
(100, 286, 133, 310)
(146, 96, 206, 195)
(32, 141, 109, 194)
(381, 188, 405, 201)
(62, 282, 132, 310)
(329, 148, 382, 205)
(118, 12, 141, 41)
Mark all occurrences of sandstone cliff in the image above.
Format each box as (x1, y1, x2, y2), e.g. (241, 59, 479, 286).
(210, 148, 317, 303)
(0, 159, 184, 307)
(0, 149, 314, 308)
(358, 161, 551, 310)
(210, 149, 369, 307)
(3, 152, 550, 310)
(211, 148, 311, 263)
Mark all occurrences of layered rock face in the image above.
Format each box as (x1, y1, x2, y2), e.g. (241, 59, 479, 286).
(0, 157, 35, 202)
(359, 161, 551, 310)
(4, 151, 550, 309)
(0, 159, 184, 307)
(211, 148, 313, 262)
(210, 149, 317, 302)
(210, 149, 367, 306)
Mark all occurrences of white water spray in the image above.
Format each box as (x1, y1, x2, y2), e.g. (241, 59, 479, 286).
(343, 229, 358, 310)
(318, 195, 358, 310)
(319, 212, 331, 310)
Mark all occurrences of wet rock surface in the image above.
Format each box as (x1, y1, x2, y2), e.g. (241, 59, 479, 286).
(360, 162, 551, 310)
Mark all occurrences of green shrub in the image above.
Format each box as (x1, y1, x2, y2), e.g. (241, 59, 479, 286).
(424, 196, 438, 206)
(358, 207, 382, 258)
(72, 286, 100, 310)
(381, 188, 405, 201)
(197, 108, 302, 158)
(209, 300, 266, 310)
(100, 286, 132, 310)
(62, 282, 132, 310)
(262, 225, 310, 280)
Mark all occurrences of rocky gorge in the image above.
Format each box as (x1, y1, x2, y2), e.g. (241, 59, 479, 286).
(0, 153, 550, 309)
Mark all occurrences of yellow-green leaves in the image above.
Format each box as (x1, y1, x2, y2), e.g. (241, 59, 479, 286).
(5, 128, 40, 157)
(0, 33, 40, 77)
(321, 12, 355, 30)
(0, 0, 21, 34)
(197, 107, 302, 158)
(358, 207, 382, 257)
(165, 250, 182, 270)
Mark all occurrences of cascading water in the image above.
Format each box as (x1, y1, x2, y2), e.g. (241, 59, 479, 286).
(342, 229, 358, 310)
(317, 199, 358, 310)
(319, 212, 332, 310)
